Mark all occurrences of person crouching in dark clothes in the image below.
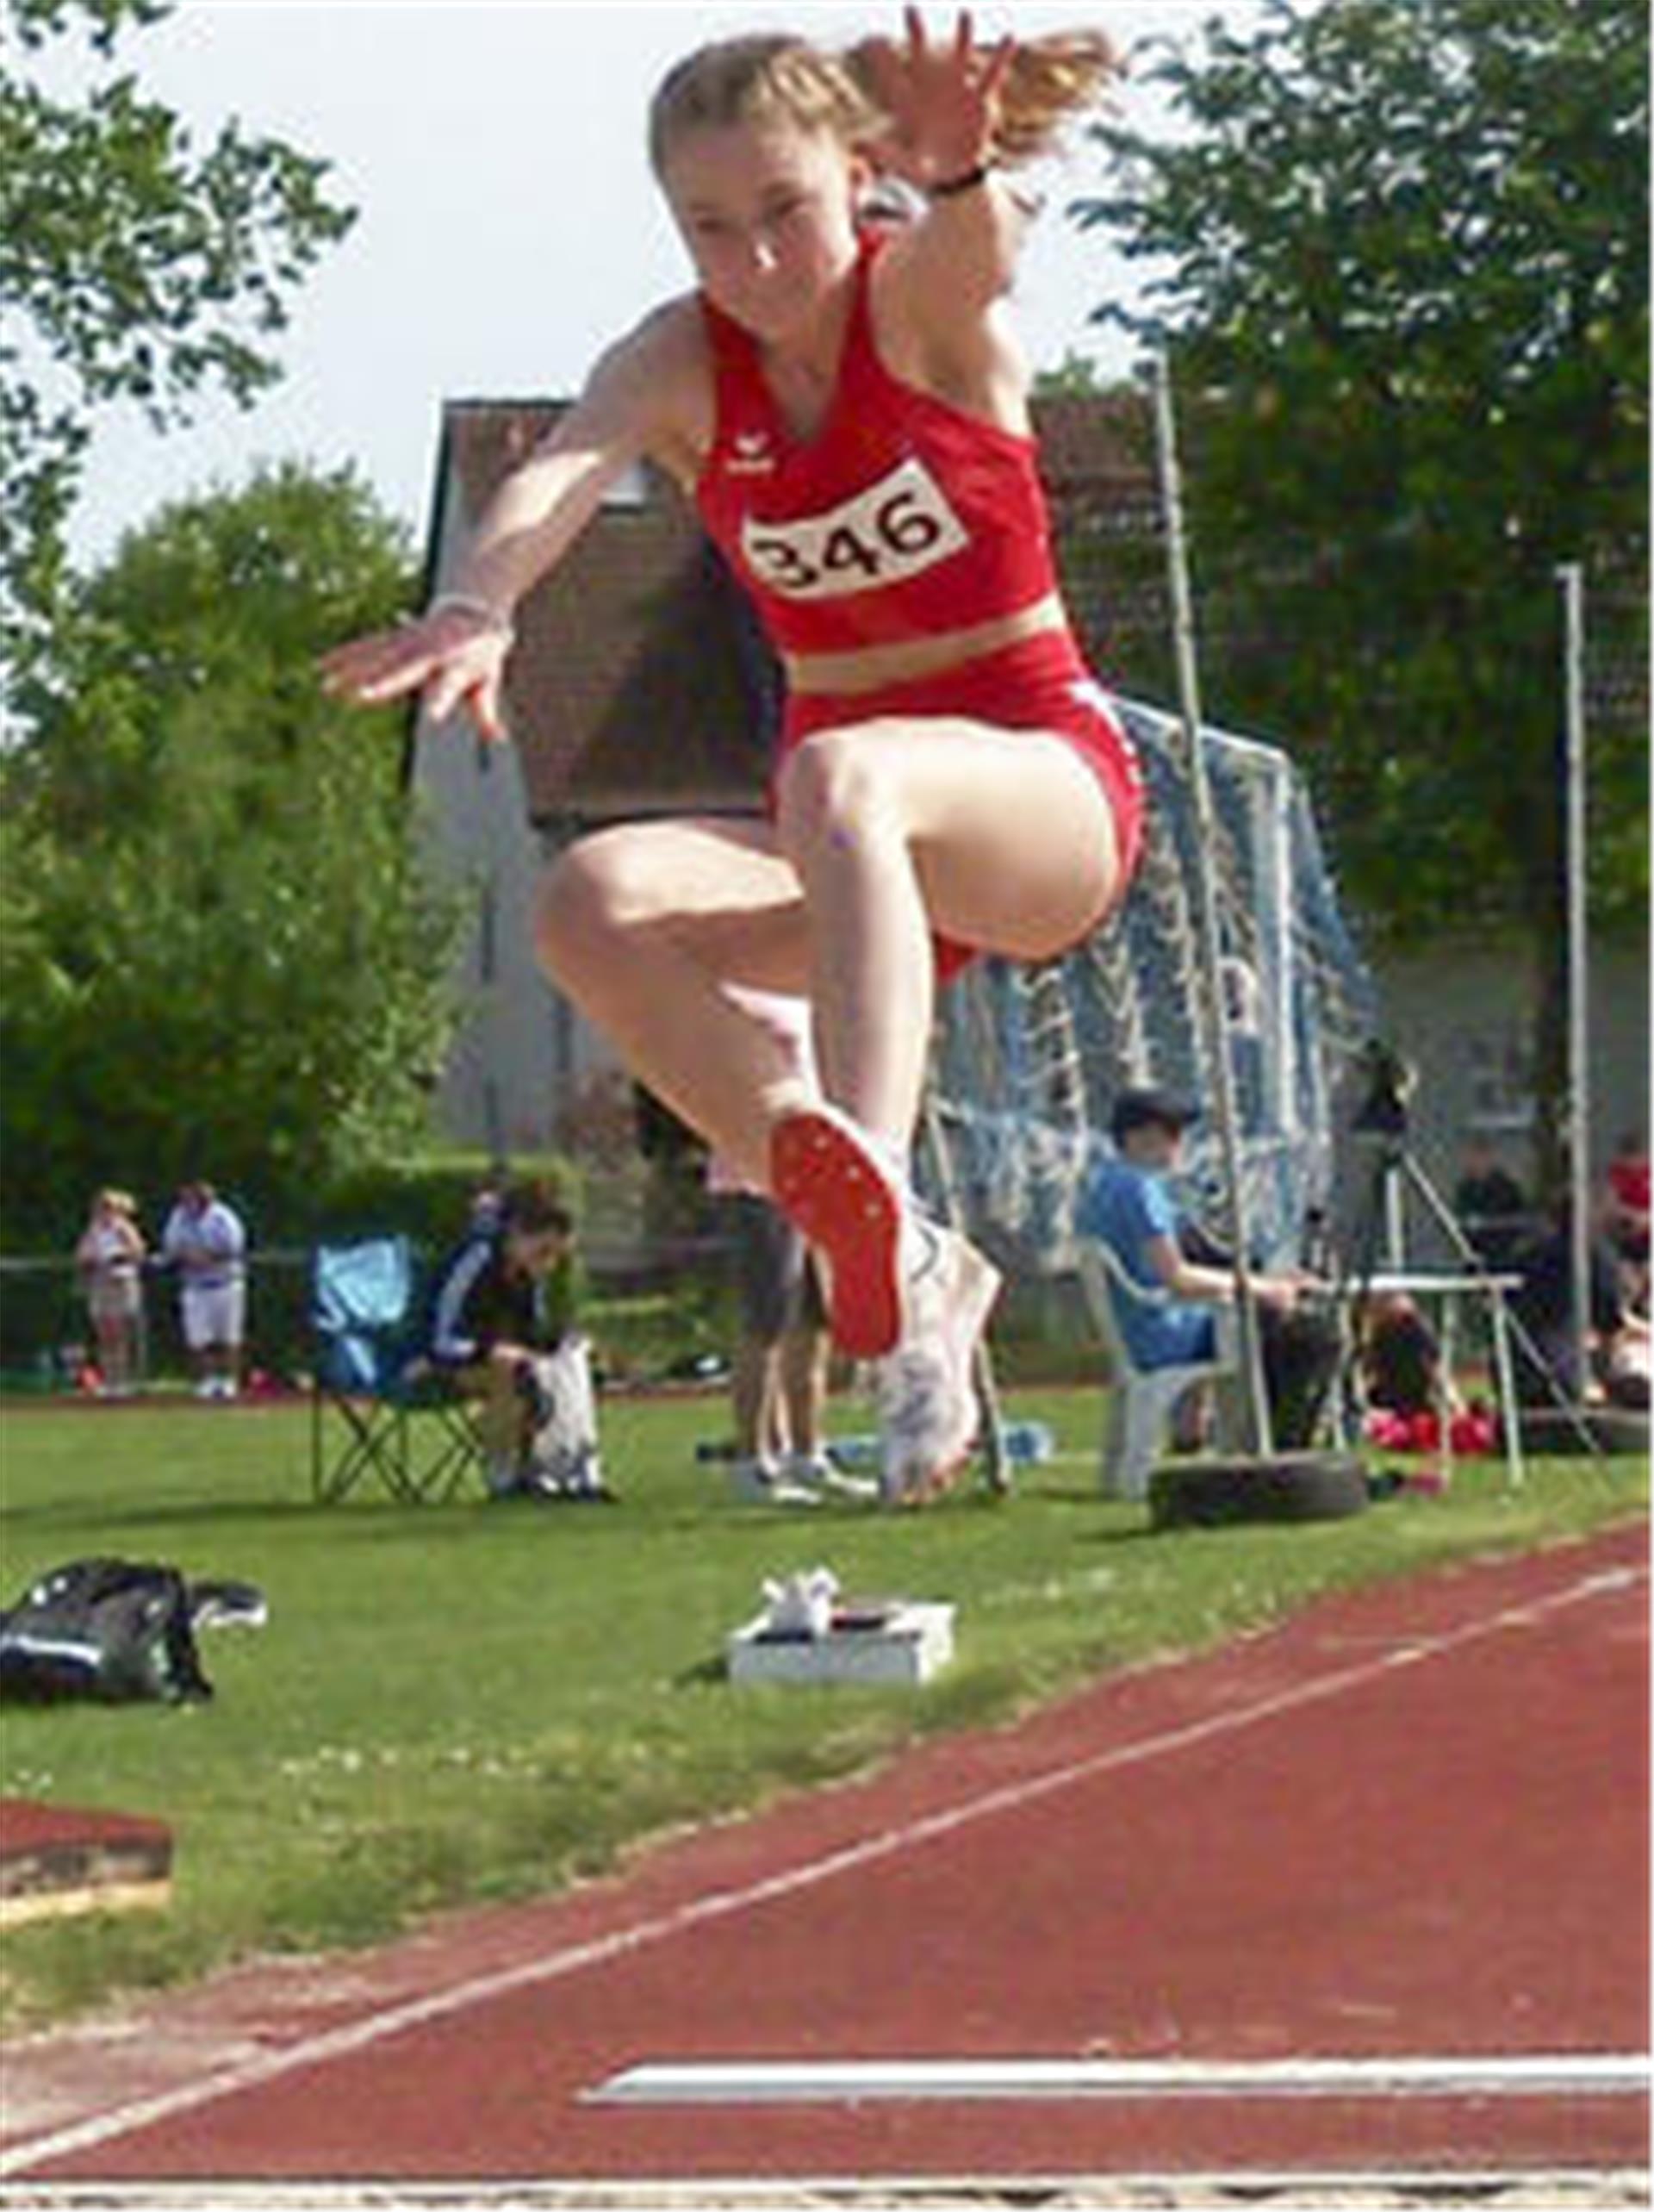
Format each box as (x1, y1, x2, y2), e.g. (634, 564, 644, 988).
(1359, 1292, 1453, 1417)
(424, 1180, 605, 1499)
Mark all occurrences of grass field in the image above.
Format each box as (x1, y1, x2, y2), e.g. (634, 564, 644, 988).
(0, 1387, 1645, 2035)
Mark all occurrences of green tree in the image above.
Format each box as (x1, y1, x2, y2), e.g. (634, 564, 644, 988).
(1071, 0, 1648, 1182)
(0, 463, 460, 1246)
(1034, 348, 1110, 396)
(1, 0, 354, 690)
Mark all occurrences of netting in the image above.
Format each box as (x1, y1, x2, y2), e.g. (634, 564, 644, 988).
(923, 698, 1378, 1274)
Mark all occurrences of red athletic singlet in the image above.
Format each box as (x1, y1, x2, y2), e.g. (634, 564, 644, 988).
(696, 234, 1065, 656)
(693, 230, 1144, 974)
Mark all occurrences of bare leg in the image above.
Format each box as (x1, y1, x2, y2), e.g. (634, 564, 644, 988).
(536, 819, 811, 1193)
(775, 720, 1121, 1155)
(538, 726, 1121, 1191)
(731, 1336, 780, 1461)
(453, 1353, 532, 1476)
(92, 1316, 125, 1393)
(779, 1319, 830, 1458)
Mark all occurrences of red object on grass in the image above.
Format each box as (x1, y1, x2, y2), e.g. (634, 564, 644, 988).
(1365, 1405, 1497, 1456)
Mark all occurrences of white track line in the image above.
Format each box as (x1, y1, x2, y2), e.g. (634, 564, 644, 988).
(1, 1558, 1643, 2181)
(588, 2053, 1651, 2106)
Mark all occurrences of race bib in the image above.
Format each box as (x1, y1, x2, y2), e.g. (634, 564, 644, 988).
(740, 456, 969, 601)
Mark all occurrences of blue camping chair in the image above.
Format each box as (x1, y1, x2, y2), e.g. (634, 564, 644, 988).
(310, 1237, 484, 1504)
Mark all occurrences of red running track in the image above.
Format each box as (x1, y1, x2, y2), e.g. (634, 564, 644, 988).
(3, 1523, 1647, 2185)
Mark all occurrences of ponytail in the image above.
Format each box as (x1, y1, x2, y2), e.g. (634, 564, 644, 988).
(984, 30, 1121, 166)
(651, 25, 1120, 181)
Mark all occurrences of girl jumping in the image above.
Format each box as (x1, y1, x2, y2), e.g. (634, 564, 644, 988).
(323, 10, 1145, 1504)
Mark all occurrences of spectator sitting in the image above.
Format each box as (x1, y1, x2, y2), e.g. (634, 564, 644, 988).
(74, 1189, 147, 1398)
(1075, 1088, 1333, 1449)
(1452, 1136, 1528, 1272)
(160, 1181, 247, 1401)
(1509, 1203, 1651, 1410)
(422, 1179, 612, 1503)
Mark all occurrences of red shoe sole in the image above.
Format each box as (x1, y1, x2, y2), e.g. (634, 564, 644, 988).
(770, 1108, 904, 1358)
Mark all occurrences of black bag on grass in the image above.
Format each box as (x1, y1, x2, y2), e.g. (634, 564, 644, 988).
(0, 1558, 214, 1705)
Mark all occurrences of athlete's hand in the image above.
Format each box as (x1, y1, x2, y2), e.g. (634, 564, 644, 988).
(318, 602, 513, 745)
(856, 8, 1015, 190)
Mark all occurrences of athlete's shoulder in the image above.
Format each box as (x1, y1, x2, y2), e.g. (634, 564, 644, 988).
(866, 221, 1032, 436)
(583, 295, 712, 483)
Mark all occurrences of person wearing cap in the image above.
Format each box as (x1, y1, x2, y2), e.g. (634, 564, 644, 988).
(1076, 1086, 1309, 1404)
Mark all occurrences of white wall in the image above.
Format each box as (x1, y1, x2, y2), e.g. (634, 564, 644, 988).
(408, 458, 577, 1154)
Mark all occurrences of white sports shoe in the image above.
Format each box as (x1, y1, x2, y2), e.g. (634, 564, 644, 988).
(728, 1455, 821, 1508)
(878, 1222, 1002, 1507)
(779, 1449, 879, 1504)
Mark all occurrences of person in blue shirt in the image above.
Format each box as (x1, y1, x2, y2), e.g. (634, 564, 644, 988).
(1077, 1089, 1313, 1436)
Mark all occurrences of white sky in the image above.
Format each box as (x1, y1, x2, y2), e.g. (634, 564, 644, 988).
(57, 0, 1261, 567)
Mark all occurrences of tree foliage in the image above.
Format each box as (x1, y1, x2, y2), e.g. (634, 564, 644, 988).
(1072, 0, 1648, 942)
(1069, 0, 1648, 1184)
(0, 464, 461, 1248)
(0, 0, 354, 684)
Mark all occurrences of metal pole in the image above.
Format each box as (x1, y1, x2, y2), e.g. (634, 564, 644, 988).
(1148, 351, 1273, 1456)
(1558, 562, 1592, 1407)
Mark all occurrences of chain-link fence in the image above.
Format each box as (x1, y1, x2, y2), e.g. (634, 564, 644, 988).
(0, 1252, 315, 1396)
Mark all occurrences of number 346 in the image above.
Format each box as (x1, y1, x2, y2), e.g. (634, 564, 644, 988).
(745, 488, 952, 596)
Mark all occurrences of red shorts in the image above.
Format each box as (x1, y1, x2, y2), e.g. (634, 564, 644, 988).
(777, 630, 1145, 982)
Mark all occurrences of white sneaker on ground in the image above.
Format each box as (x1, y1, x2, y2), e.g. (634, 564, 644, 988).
(780, 1449, 879, 1503)
(728, 1455, 820, 1508)
(878, 1222, 1003, 1508)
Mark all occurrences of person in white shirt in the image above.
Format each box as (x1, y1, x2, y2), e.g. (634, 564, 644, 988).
(161, 1181, 248, 1400)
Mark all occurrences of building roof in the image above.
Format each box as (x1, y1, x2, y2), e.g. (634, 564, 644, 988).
(436, 390, 1157, 826)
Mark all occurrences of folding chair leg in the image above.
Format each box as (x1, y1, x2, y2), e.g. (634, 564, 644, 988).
(313, 1390, 421, 1505)
(405, 1399, 488, 1502)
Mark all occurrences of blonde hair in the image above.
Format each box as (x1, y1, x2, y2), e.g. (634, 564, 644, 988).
(649, 26, 1119, 179)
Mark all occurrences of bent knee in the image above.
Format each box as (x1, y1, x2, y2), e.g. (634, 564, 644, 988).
(534, 829, 662, 975)
(774, 726, 905, 858)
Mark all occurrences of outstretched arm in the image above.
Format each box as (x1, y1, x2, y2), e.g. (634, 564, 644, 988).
(319, 304, 698, 741)
(858, 9, 1032, 320)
